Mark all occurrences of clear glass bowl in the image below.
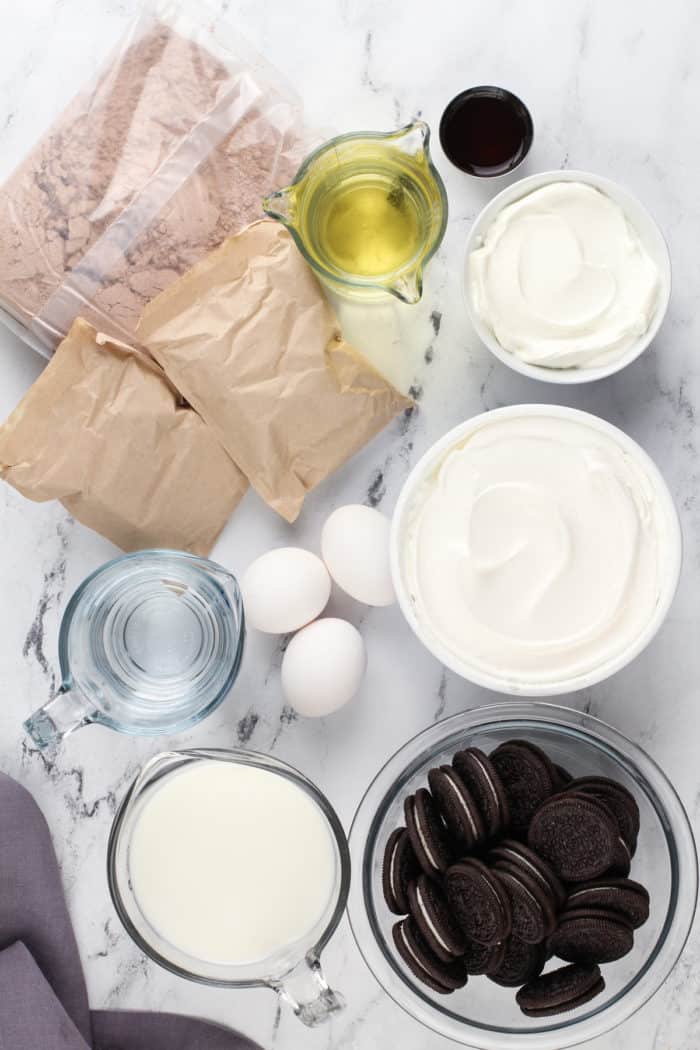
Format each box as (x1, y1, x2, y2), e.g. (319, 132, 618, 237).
(348, 703, 697, 1050)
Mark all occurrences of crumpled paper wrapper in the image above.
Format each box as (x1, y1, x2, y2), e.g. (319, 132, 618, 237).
(0, 318, 247, 554)
(138, 220, 412, 522)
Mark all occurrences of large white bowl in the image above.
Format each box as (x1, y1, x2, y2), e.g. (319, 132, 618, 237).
(463, 170, 672, 384)
(390, 405, 682, 696)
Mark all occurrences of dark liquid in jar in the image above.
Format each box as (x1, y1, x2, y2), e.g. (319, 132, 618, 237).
(440, 92, 530, 176)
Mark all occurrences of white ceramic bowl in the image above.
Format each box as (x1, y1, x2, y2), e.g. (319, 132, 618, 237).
(463, 170, 672, 384)
(390, 405, 682, 696)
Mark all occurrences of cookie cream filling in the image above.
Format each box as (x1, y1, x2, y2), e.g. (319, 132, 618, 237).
(442, 773, 480, 838)
(403, 412, 673, 687)
(415, 882, 452, 955)
(469, 181, 661, 369)
(413, 804, 441, 872)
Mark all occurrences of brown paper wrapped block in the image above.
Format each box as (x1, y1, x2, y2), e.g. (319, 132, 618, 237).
(0, 319, 247, 554)
(138, 220, 412, 522)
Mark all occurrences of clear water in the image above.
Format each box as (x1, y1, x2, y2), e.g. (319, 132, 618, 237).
(60, 551, 244, 734)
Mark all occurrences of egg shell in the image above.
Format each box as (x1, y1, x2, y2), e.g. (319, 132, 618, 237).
(321, 504, 396, 607)
(241, 547, 331, 634)
(281, 618, 366, 717)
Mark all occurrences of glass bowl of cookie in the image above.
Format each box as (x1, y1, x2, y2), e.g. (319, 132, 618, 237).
(347, 702, 697, 1049)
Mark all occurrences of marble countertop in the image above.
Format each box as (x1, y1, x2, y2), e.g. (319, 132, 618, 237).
(1, 1, 699, 1047)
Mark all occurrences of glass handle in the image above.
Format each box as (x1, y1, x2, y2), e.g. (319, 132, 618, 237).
(271, 954, 344, 1027)
(23, 687, 92, 750)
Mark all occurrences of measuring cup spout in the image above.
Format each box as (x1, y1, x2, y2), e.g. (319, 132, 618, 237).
(24, 685, 93, 751)
(389, 266, 423, 304)
(262, 185, 297, 228)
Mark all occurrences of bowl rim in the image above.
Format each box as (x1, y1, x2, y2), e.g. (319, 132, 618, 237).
(462, 168, 672, 384)
(390, 404, 683, 696)
(347, 702, 698, 1050)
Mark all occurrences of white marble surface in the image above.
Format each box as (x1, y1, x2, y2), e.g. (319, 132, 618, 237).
(0, 1, 699, 1048)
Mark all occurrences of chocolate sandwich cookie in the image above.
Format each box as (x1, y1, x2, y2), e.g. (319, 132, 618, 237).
(452, 747, 510, 839)
(461, 937, 506, 976)
(408, 874, 466, 962)
(489, 936, 547, 987)
(428, 765, 485, 851)
(382, 828, 420, 915)
(490, 740, 556, 837)
(553, 764, 573, 789)
(566, 878, 650, 929)
(404, 788, 451, 878)
(493, 862, 557, 943)
(445, 858, 512, 945)
(488, 839, 566, 910)
(528, 792, 618, 880)
(568, 776, 640, 853)
(392, 917, 468, 994)
(607, 835, 632, 878)
(548, 907, 634, 964)
(516, 963, 605, 1017)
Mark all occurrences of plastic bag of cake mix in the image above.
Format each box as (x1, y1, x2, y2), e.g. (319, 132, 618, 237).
(0, 0, 307, 356)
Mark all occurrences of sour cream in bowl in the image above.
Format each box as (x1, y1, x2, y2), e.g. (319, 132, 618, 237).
(464, 171, 671, 383)
(391, 406, 681, 695)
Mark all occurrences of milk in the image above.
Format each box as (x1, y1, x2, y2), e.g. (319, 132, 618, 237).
(128, 760, 337, 966)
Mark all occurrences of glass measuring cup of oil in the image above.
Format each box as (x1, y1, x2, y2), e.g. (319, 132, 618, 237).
(263, 121, 447, 304)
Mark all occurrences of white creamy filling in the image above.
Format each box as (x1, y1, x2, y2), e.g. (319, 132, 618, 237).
(469, 182, 661, 369)
(413, 804, 440, 872)
(404, 415, 667, 686)
(443, 772, 480, 839)
(416, 881, 453, 955)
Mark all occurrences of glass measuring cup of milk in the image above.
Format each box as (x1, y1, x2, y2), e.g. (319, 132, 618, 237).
(24, 550, 244, 749)
(108, 749, 350, 1026)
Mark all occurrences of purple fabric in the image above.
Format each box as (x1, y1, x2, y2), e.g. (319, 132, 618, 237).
(0, 942, 90, 1050)
(0, 771, 263, 1050)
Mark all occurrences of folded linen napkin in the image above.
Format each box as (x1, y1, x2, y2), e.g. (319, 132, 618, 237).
(0, 771, 262, 1050)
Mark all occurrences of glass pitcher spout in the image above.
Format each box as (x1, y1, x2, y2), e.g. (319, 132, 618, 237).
(24, 684, 94, 751)
(262, 121, 447, 304)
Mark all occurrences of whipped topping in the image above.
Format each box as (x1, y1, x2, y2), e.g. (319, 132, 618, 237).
(469, 181, 661, 369)
(403, 412, 674, 687)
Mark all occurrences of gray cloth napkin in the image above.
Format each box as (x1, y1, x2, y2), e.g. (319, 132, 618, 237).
(0, 771, 263, 1050)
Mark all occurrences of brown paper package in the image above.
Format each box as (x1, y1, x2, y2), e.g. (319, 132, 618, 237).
(0, 319, 248, 555)
(138, 220, 413, 522)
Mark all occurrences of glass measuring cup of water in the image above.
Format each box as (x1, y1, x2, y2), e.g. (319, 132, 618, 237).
(108, 749, 350, 1027)
(263, 121, 447, 304)
(24, 550, 244, 749)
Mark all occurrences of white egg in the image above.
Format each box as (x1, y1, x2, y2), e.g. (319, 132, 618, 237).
(321, 504, 396, 607)
(241, 547, 331, 634)
(281, 618, 366, 717)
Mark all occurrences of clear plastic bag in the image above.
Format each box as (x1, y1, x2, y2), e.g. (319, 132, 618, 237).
(0, 0, 307, 356)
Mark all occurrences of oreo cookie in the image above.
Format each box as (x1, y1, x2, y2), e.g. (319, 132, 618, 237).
(490, 740, 556, 837)
(382, 828, 420, 915)
(488, 838, 566, 910)
(405, 788, 451, 878)
(528, 792, 618, 880)
(393, 917, 468, 993)
(568, 776, 640, 853)
(452, 747, 510, 839)
(549, 907, 634, 964)
(428, 765, 485, 851)
(489, 936, 547, 987)
(566, 878, 649, 929)
(461, 938, 506, 976)
(607, 835, 632, 878)
(408, 874, 466, 962)
(445, 858, 512, 945)
(516, 963, 605, 1017)
(493, 862, 557, 943)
